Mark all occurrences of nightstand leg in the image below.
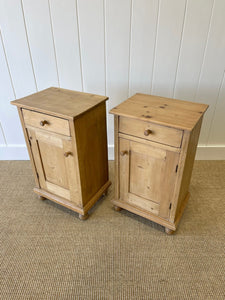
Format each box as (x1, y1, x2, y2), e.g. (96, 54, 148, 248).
(165, 227, 174, 235)
(38, 195, 46, 201)
(114, 205, 122, 212)
(79, 213, 89, 220)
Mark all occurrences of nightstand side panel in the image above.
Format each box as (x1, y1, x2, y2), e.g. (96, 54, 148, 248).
(74, 102, 109, 206)
(174, 117, 203, 220)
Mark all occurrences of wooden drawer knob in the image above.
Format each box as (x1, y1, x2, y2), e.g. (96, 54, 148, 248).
(120, 150, 128, 156)
(144, 129, 152, 136)
(40, 120, 49, 126)
(64, 151, 73, 157)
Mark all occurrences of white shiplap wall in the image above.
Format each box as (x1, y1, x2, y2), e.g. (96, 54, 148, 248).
(0, 0, 225, 160)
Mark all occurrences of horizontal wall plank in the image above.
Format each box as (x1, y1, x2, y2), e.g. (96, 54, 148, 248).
(22, 0, 59, 90)
(49, 0, 82, 91)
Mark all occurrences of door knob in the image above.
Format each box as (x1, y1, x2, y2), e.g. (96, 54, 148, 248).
(40, 120, 49, 126)
(144, 129, 152, 136)
(64, 151, 73, 157)
(120, 150, 128, 156)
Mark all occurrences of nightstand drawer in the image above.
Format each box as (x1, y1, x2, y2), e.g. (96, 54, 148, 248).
(22, 109, 70, 136)
(119, 117, 183, 148)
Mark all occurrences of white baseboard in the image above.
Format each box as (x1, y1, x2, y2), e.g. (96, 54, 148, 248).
(0, 144, 224, 160)
(195, 145, 225, 160)
(108, 145, 115, 161)
(0, 145, 29, 160)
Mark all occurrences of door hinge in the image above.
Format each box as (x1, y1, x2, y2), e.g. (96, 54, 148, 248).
(175, 164, 178, 173)
(169, 203, 172, 210)
(36, 172, 39, 179)
(28, 139, 32, 147)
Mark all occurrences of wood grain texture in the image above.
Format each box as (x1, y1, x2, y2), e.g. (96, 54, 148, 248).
(28, 128, 47, 190)
(169, 128, 190, 223)
(128, 141, 164, 203)
(45, 181, 70, 201)
(110, 93, 208, 131)
(37, 135, 69, 188)
(119, 138, 179, 220)
(17, 107, 40, 187)
(126, 193, 159, 216)
(68, 118, 83, 208)
(118, 132, 181, 153)
(83, 180, 111, 213)
(11, 87, 108, 120)
(63, 138, 81, 206)
(32, 130, 77, 202)
(33, 187, 84, 215)
(119, 116, 183, 148)
(158, 150, 179, 219)
(174, 117, 203, 220)
(112, 94, 207, 232)
(112, 199, 177, 231)
(13, 88, 110, 218)
(22, 109, 70, 136)
(74, 102, 110, 205)
(119, 137, 130, 204)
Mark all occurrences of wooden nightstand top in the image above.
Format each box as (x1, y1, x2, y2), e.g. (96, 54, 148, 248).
(11, 87, 108, 120)
(110, 93, 208, 131)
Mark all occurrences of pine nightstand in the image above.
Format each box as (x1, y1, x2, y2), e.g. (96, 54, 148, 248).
(110, 93, 208, 234)
(11, 87, 111, 220)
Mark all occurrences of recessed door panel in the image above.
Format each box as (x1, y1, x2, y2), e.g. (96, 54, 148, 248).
(28, 127, 80, 205)
(38, 139, 69, 189)
(119, 138, 179, 219)
(129, 142, 166, 203)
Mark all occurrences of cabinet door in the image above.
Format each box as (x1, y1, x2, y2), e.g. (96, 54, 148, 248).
(119, 138, 179, 219)
(28, 128, 80, 206)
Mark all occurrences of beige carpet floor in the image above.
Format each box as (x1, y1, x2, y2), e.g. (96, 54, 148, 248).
(0, 160, 224, 299)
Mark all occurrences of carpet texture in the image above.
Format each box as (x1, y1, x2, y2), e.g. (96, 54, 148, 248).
(0, 160, 224, 299)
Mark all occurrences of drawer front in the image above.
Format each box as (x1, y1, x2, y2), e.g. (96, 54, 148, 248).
(119, 117, 182, 148)
(22, 109, 70, 136)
